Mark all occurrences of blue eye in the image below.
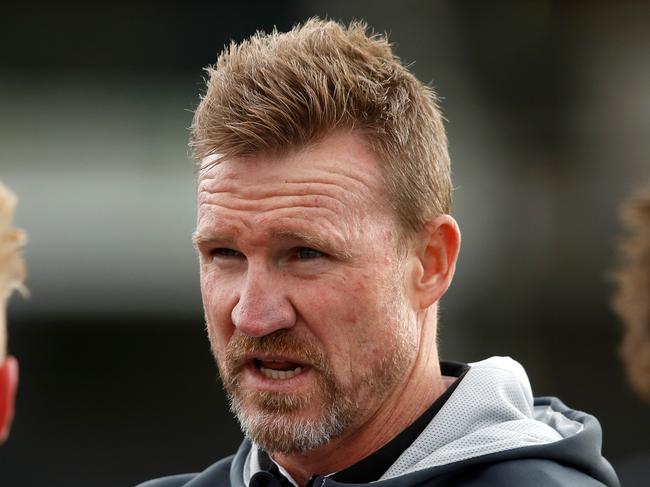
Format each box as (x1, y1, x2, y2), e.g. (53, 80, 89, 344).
(297, 247, 324, 260)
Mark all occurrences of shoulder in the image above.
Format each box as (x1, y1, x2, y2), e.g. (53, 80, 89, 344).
(135, 455, 235, 487)
(448, 458, 611, 487)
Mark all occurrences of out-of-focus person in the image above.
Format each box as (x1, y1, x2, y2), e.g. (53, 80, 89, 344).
(0, 181, 26, 443)
(611, 182, 650, 485)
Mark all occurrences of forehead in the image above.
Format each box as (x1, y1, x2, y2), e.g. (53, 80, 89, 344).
(197, 132, 388, 219)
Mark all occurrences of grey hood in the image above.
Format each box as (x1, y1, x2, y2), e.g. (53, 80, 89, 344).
(383, 356, 586, 478)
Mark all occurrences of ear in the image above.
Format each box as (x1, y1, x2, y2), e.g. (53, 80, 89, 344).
(0, 355, 18, 443)
(410, 215, 461, 310)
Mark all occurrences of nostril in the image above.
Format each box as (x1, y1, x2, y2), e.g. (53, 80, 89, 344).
(231, 297, 297, 337)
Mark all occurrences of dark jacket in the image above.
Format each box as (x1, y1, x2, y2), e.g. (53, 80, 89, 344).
(138, 357, 620, 487)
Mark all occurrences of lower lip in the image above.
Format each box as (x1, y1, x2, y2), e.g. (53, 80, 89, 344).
(241, 363, 314, 392)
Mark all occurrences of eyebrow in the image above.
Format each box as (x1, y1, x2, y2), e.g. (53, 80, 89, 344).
(192, 231, 231, 249)
(191, 229, 352, 261)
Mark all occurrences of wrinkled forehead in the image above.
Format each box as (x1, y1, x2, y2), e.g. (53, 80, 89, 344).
(196, 134, 388, 205)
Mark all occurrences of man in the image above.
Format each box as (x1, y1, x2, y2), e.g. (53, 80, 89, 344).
(0, 182, 25, 444)
(612, 183, 650, 405)
(141, 19, 619, 487)
(611, 183, 650, 485)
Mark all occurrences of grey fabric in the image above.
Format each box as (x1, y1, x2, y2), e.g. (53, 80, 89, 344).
(382, 357, 576, 478)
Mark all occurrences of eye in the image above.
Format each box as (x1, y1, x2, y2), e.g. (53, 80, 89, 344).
(296, 247, 325, 260)
(211, 248, 244, 258)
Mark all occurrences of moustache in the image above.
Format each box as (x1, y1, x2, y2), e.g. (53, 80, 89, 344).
(223, 329, 329, 378)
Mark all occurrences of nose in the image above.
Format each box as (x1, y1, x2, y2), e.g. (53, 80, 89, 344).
(231, 267, 296, 337)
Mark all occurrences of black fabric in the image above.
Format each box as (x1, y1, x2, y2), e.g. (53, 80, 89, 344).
(252, 451, 296, 487)
(327, 361, 469, 484)
(250, 470, 293, 487)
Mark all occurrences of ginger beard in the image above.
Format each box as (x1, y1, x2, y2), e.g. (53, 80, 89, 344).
(217, 330, 355, 454)
(208, 283, 418, 455)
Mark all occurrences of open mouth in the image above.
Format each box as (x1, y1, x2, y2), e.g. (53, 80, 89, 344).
(253, 358, 307, 380)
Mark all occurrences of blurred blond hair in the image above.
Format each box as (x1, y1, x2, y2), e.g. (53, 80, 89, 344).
(612, 183, 650, 403)
(0, 182, 27, 361)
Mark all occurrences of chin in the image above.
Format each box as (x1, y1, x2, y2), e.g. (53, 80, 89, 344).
(229, 390, 357, 454)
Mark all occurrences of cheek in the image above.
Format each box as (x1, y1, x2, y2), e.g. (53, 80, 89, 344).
(201, 271, 236, 346)
(341, 277, 385, 329)
(298, 276, 383, 365)
(343, 308, 360, 325)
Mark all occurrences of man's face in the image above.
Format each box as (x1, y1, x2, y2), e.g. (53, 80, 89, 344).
(196, 132, 420, 454)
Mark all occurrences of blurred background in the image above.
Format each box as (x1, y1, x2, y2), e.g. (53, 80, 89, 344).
(1, 1, 649, 485)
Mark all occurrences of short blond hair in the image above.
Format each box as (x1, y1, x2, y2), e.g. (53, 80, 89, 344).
(612, 183, 650, 404)
(191, 18, 451, 234)
(0, 183, 26, 302)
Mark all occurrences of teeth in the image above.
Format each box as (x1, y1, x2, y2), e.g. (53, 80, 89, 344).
(259, 366, 303, 380)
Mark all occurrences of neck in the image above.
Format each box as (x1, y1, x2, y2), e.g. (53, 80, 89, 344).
(272, 316, 443, 487)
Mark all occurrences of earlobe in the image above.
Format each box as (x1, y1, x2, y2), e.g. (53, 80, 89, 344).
(413, 215, 461, 310)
